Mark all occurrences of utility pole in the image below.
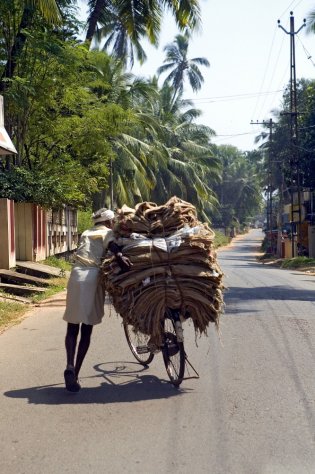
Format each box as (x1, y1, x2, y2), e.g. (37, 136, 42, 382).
(251, 119, 275, 253)
(278, 12, 306, 257)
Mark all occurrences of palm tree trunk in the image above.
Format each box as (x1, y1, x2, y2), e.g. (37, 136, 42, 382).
(85, 0, 106, 43)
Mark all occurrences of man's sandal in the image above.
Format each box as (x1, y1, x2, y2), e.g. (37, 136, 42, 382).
(64, 369, 81, 392)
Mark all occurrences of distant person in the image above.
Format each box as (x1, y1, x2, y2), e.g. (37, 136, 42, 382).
(63, 208, 132, 392)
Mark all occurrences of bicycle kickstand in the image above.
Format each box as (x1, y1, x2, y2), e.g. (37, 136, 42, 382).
(183, 354, 200, 380)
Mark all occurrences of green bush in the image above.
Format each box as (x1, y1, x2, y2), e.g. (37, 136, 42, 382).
(281, 257, 315, 269)
(78, 210, 93, 234)
(42, 256, 72, 272)
(214, 230, 230, 248)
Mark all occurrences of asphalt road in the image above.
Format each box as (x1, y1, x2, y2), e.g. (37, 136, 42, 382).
(1, 229, 315, 474)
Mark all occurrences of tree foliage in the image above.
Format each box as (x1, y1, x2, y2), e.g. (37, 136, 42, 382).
(210, 145, 263, 228)
(255, 79, 315, 199)
(0, 0, 265, 227)
(157, 32, 210, 101)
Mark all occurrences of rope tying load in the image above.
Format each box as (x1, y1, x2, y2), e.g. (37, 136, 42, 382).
(101, 196, 224, 344)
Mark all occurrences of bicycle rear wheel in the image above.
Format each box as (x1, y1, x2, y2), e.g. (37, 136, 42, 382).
(123, 322, 154, 365)
(162, 316, 185, 386)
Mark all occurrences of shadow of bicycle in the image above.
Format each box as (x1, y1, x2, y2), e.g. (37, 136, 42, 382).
(4, 361, 190, 405)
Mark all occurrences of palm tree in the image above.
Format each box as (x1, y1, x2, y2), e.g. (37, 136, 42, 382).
(86, 0, 160, 65)
(88, 54, 218, 214)
(85, 0, 201, 63)
(95, 11, 148, 66)
(88, 53, 160, 208)
(157, 32, 210, 101)
(306, 10, 315, 34)
(0, 0, 61, 91)
(147, 83, 219, 217)
(212, 145, 263, 227)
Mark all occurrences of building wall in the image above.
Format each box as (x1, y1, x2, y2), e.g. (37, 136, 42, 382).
(15, 203, 77, 262)
(15, 203, 46, 261)
(46, 207, 78, 257)
(0, 198, 16, 269)
(0, 201, 78, 267)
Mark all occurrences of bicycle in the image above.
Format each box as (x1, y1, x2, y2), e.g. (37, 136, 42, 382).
(123, 308, 199, 387)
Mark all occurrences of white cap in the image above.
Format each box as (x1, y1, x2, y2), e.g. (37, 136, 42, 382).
(92, 208, 115, 224)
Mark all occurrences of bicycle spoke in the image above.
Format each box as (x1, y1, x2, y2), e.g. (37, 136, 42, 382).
(124, 323, 154, 365)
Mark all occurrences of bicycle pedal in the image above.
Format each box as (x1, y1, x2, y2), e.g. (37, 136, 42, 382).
(136, 345, 150, 354)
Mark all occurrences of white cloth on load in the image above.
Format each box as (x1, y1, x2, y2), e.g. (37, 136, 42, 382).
(63, 225, 115, 325)
(116, 225, 203, 252)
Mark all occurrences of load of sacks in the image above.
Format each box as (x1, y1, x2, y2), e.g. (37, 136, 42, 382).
(101, 196, 224, 344)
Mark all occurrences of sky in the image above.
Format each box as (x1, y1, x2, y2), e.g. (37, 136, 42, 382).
(78, 0, 315, 151)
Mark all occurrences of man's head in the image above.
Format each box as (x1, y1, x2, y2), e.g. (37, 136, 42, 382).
(92, 208, 115, 228)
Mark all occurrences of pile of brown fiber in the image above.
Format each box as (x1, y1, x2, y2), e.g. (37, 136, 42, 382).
(101, 196, 224, 344)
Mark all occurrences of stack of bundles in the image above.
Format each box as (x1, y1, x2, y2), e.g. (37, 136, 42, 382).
(113, 198, 199, 237)
(101, 196, 224, 344)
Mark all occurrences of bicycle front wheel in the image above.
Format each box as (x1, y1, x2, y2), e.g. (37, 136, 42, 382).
(162, 317, 185, 386)
(123, 322, 154, 366)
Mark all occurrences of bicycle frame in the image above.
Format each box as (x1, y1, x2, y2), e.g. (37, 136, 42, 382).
(124, 308, 199, 386)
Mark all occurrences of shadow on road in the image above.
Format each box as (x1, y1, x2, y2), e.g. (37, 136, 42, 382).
(219, 256, 260, 263)
(3, 361, 189, 405)
(224, 285, 315, 304)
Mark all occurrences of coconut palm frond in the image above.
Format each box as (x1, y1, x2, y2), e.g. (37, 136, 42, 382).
(191, 57, 210, 67)
(306, 11, 315, 34)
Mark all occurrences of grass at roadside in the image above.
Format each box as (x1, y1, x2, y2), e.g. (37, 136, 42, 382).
(0, 257, 71, 333)
(42, 256, 73, 273)
(214, 230, 230, 248)
(0, 299, 27, 332)
(280, 256, 315, 269)
(0, 277, 69, 332)
(258, 253, 315, 272)
(31, 277, 68, 303)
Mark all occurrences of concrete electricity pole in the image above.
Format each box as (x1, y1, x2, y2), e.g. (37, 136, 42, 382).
(251, 119, 275, 253)
(278, 12, 306, 257)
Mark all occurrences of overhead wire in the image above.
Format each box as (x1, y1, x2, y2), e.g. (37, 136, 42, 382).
(187, 89, 285, 104)
(278, 0, 303, 20)
(221, 5, 292, 146)
(251, 25, 278, 121)
(211, 131, 260, 147)
(204, 1, 312, 149)
(256, 21, 288, 120)
(296, 34, 315, 67)
(213, 131, 258, 138)
(253, 1, 308, 121)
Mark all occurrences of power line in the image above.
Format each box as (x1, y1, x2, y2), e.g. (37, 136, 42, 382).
(213, 131, 258, 138)
(187, 89, 284, 104)
(213, 123, 315, 140)
(251, 26, 279, 120)
(296, 34, 315, 67)
(252, 6, 298, 120)
(256, 28, 288, 119)
(278, 0, 302, 20)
